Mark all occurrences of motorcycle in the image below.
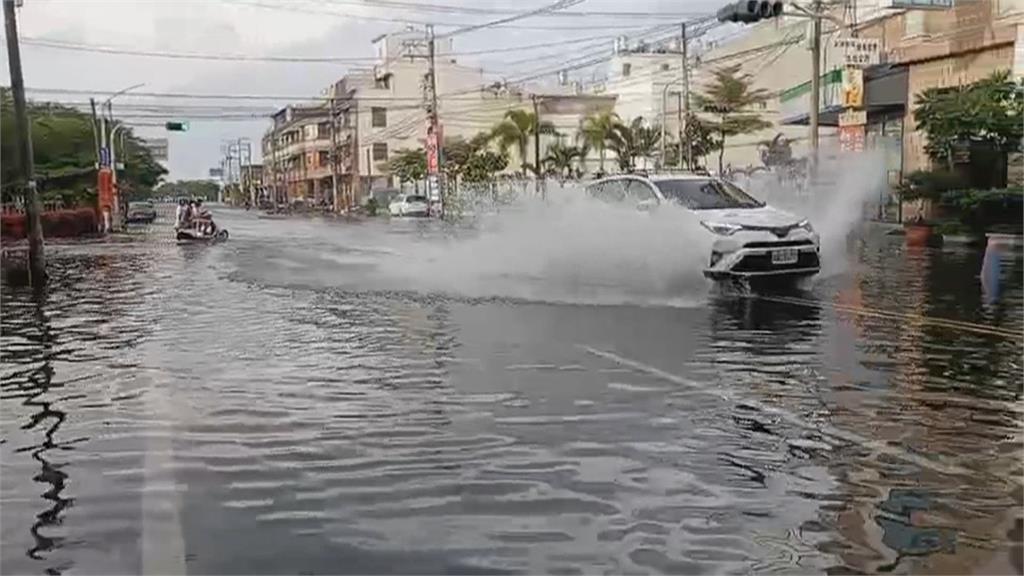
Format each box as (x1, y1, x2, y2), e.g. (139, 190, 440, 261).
(175, 222, 228, 242)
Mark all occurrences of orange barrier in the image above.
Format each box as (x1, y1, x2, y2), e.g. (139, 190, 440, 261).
(1, 208, 98, 240)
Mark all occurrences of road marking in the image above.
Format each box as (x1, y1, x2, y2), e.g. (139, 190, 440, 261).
(141, 380, 187, 575)
(579, 345, 977, 478)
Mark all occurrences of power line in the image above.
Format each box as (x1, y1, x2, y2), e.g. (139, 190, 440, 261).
(231, 0, 660, 30)
(313, 0, 708, 19)
(440, 0, 586, 38)
(15, 33, 621, 64)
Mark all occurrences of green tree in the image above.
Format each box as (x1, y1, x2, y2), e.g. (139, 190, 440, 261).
(694, 65, 771, 174)
(606, 116, 660, 172)
(491, 109, 557, 175)
(463, 150, 508, 183)
(1, 89, 166, 205)
(544, 142, 584, 179)
(914, 70, 1024, 170)
(155, 180, 220, 202)
(384, 148, 426, 191)
(580, 110, 620, 174)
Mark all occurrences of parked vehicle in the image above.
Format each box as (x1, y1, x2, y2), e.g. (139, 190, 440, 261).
(125, 201, 157, 224)
(585, 173, 820, 280)
(388, 194, 429, 217)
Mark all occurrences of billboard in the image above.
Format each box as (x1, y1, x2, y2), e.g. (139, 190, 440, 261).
(842, 68, 864, 108)
(833, 37, 881, 67)
(209, 167, 224, 179)
(142, 138, 169, 162)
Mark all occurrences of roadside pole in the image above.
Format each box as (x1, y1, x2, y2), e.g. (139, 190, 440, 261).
(681, 22, 692, 170)
(809, 0, 822, 177)
(532, 94, 543, 198)
(329, 95, 339, 213)
(4, 0, 46, 286)
(426, 24, 444, 218)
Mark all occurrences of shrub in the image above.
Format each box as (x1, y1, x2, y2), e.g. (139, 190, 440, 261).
(898, 169, 967, 201)
(939, 188, 1023, 233)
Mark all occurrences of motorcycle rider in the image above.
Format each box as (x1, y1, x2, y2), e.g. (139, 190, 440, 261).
(174, 198, 188, 230)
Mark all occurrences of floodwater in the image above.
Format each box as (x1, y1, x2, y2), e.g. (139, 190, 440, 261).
(2, 206, 1022, 575)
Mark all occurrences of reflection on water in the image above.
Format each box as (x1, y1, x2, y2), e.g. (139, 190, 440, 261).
(2, 211, 1022, 575)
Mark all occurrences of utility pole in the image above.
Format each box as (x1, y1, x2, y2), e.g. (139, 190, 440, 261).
(89, 98, 100, 165)
(426, 24, 444, 217)
(532, 94, 543, 197)
(329, 95, 339, 213)
(4, 0, 45, 286)
(681, 22, 692, 170)
(808, 0, 822, 176)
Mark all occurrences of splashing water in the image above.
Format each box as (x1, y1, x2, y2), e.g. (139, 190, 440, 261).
(370, 189, 714, 306)
(736, 147, 889, 278)
(245, 156, 884, 304)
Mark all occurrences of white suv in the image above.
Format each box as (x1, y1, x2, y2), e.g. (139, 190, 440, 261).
(585, 173, 820, 280)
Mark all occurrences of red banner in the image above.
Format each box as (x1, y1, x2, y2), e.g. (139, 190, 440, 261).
(426, 123, 442, 174)
(839, 125, 865, 152)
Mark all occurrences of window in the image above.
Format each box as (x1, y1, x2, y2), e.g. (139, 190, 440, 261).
(587, 179, 625, 203)
(375, 75, 391, 90)
(654, 178, 764, 210)
(372, 143, 388, 161)
(318, 150, 330, 167)
(317, 122, 331, 139)
(372, 107, 387, 128)
(621, 63, 632, 77)
(623, 179, 657, 204)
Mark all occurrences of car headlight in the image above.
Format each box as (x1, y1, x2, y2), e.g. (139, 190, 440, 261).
(700, 221, 742, 236)
(797, 219, 814, 232)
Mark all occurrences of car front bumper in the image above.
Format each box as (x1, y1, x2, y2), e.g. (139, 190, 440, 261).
(702, 236, 820, 280)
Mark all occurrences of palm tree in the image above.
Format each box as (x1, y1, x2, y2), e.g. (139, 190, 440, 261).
(694, 64, 772, 174)
(491, 109, 557, 176)
(606, 117, 661, 173)
(544, 142, 584, 180)
(579, 110, 620, 174)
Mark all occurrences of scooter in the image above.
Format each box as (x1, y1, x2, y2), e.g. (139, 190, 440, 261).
(175, 222, 229, 242)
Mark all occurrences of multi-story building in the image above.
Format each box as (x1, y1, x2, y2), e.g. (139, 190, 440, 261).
(264, 30, 515, 209)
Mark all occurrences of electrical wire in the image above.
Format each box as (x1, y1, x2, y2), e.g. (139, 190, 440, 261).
(231, 0, 661, 30)
(15, 33, 622, 63)
(312, 0, 708, 19)
(440, 0, 586, 38)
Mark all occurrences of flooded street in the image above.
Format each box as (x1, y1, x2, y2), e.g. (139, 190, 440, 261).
(2, 207, 1022, 575)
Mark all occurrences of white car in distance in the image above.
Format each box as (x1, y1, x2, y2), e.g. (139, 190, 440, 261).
(585, 173, 820, 281)
(388, 194, 430, 217)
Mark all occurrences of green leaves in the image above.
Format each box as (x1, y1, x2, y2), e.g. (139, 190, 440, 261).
(695, 65, 772, 172)
(544, 142, 584, 178)
(606, 116, 660, 172)
(1, 88, 166, 203)
(913, 70, 1024, 168)
(385, 148, 426, 184)
(490, 109, 557, 174)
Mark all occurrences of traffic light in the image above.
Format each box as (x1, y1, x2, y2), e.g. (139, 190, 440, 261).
(165, 121, 190, 132)
(716, 0, 784, 23)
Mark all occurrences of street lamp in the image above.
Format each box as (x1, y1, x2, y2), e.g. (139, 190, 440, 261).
(101, 82, 143, 231)
(100, 82, 145, 158)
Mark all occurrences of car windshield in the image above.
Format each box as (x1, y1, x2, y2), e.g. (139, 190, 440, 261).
(654, 178, 764, 210)
(406, 195, 427, 203)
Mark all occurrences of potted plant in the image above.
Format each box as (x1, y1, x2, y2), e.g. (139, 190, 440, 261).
(898, 169, 967, 245)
